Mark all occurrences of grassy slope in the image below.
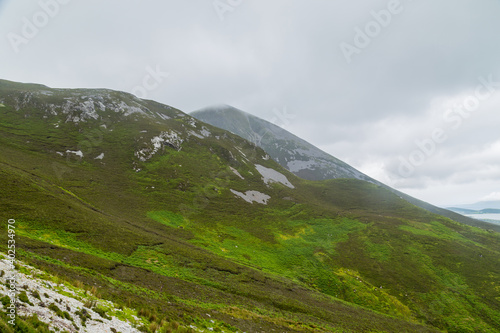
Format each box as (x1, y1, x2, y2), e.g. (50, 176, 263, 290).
(0, 80, 499, 332)
(0, 127, 432, 333)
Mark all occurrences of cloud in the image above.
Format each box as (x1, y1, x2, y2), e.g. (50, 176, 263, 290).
(481, 192, 500, 201)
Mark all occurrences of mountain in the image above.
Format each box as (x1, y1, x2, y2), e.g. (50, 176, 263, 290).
(448, 207, 481, 215)
(450, 201, 500, 211)
(480, 209, 500, 214)
(448, 208, 500, 215)
(447, 206, 500, 224)
(1, 79, 500, 332)
(191, 105, 500, 233)
(192, 104, 371, 182)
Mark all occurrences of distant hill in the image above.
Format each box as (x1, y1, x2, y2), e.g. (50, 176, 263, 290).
(448, 207, 500, 215)
(447, 207, 480, 215)
(449, 200, 500, 211)
(191, 105, 500, 232)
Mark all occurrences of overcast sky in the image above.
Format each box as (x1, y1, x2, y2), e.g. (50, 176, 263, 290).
(1, 0, 500, 207)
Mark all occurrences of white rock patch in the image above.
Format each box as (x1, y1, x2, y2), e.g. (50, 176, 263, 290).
(287, 159, 317, 173)
(45, 93, 154, 124)
(135, 130, 183, 161)
(200, 127, 211, 138)
(116, 101, 146, 116)
(66, 150, 84, 158)
(155, 112, 170, 120)
(234, 147, 250, 163)
(0, 256, 141, 333)
(255, 164, 294, 189)
(187, 126, 211, 139)
(230, 189, 271, 204)
(235, 147, 247, 158)
(188, 131, 204, 139)
(151, 136, 164, 150)
(230, 167, 244, 180)
(78, 99, 99, 120)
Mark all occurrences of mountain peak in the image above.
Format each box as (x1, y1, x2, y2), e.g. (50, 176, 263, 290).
(192, 104, 370, 182)
(193, 103, 245, 114)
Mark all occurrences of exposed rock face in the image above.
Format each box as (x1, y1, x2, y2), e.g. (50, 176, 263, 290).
(0, 255, 141, 333)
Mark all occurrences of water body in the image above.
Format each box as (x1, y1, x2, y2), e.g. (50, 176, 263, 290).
(464, 213, 500, 225)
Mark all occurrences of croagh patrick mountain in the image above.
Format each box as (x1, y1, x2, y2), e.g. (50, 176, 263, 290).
(191, 104, 500, 233)
(1, 79, 500, 332)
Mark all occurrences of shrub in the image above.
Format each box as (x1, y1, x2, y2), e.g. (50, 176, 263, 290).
(18, 291, 33, 306)
(75, 308, 92, 327)
(31, 290, 41, 300)
(48, 303, 72, 320)
(94, 306, 111, 320)
(0, 296, 11, 307)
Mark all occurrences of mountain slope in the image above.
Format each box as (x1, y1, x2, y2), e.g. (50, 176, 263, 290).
(1, 79, 500, 332)
(192, 104, 371, 181)
(191, 105, 500, 233)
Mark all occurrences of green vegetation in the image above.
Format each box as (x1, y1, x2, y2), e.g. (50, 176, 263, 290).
(0, 79, 499, 332)
(93, 306, 111, 320)
(31, 290, 41, 301)
(48, 303, 72, 321)
(18, 291, 33, 306)
(0, 296, 10, 308)
(75, 308, 92, 327)
(0, 312, 53, 333)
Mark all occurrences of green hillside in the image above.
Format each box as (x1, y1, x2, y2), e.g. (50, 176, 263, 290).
(1, 79, 499, 332)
